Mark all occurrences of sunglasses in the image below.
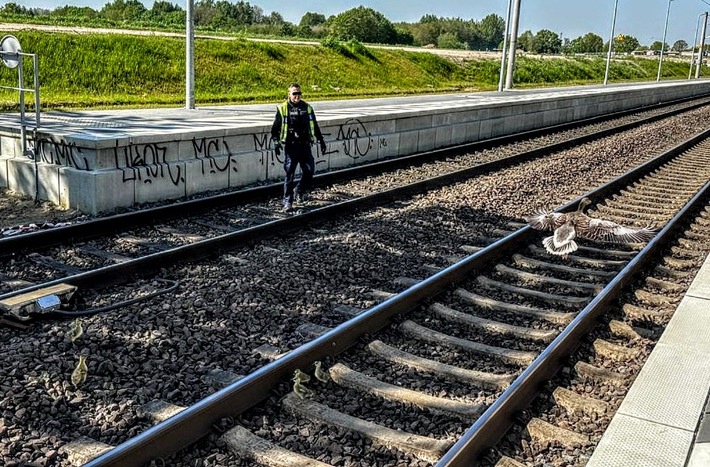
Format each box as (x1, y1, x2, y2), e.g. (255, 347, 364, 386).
(291, 92, 302, 96)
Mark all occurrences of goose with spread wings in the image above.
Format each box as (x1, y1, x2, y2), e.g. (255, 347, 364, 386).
(524, 198, 656, 258)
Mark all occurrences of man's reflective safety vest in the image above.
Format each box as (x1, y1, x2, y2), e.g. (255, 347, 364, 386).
(278, 101, 316, 144)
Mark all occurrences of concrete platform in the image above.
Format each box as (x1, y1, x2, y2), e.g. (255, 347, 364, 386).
(588, 252, 710, 467)
(2, 80, 710, 214)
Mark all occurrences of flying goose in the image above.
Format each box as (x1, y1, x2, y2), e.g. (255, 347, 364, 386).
(525, 198, 656, 258)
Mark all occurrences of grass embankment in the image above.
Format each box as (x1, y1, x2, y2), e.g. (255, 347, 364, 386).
(0, 30, 701, 110)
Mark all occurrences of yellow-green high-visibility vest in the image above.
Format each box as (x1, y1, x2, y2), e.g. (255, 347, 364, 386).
(278, 101, 316, 143)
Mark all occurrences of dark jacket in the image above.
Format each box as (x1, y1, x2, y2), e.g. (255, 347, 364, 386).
(270, 99, 324, 145)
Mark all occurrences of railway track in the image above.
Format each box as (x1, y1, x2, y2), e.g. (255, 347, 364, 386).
(1, 97, 709, 328)
(67, 125, 710, 466)
(2, 99, 710, 467)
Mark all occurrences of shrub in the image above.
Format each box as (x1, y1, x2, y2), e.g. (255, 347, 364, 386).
(346, 39, 377, 61)
(320, 36, 357, 59)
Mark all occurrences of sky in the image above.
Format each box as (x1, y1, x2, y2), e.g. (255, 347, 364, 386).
(11, 0, 710, 47)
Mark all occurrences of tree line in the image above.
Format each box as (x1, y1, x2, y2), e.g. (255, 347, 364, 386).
(0, 0, 702, 53)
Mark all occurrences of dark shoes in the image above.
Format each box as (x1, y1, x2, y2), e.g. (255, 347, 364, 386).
(295, 193, 308, 203)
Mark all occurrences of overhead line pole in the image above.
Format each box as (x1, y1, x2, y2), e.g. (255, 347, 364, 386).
(186, 0, 195, 109)
(689, 1, 710, 78)
(657, 0, 673, 82)
(504, 0, 521, 90)
(689, 12, 705, 79)
(697, 12, 709, 78)
(604, 0, 619, 85)
(498, 0, 513, 92)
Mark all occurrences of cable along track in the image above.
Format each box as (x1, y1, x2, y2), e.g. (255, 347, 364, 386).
(2, 98, 710, 325)
(79, 132, 710, 465)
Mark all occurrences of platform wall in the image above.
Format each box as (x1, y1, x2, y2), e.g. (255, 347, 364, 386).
(2, 82, 710, 214)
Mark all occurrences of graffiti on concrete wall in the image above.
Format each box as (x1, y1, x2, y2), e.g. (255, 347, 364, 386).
(34, 138, 90, 171)
(25, 119, 388, 189)
(251, 119, 386, 170)
(114, 142, 184, 185)
(253, 133, 274, 166)
(336, 119, 375, 160)
(253, 133, 328, 169)
(192, 137, 237, 175)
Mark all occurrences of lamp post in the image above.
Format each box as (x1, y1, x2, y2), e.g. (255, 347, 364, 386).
(657, 0, 673, 82)
(604, 0, 619, 85)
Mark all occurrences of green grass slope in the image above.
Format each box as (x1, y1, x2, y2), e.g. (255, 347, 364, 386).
(0, 30, 700, 110)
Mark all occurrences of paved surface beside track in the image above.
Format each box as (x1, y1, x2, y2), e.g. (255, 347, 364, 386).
(588, 253, 710, 467)
(0, 80, 702, 139)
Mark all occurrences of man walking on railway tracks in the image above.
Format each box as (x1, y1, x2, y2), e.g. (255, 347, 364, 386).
(270, 83, 327, 212)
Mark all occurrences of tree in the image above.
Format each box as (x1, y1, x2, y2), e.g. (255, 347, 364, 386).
(672, 39, 688, 52)
(399, 14, 501, 50)
(299, 12, 326, 28)
(52, 5, 98, 18)
(394, 27, 414, 46)
(439, 18, 480, 50)
(437, 32, 466, 50)
(329, 6, 397, 44)
(263, 11, 285, 26)
(0, 2, 32, 15)
(100, 0, 146, 21)
(650, 41, 668, 52)
(518, 30, 535, 52)
(214, 0, 255, 27)
(145, 1, 184, 25)
(192, 0, 257, 29)
(534, 29, 562, 54)
(613, 34, 640, 53)
(251, 5, 264, 23)
(195, 0, 218, 27)
(407, 20, 440, 46)
(151, 1, 180, 15)
(420, 14, 439, 23)
(560, 37, 571, 54)
(569, 33, 604, 54)
(279, 23, 295, 36)
(478, 14, 504, 50)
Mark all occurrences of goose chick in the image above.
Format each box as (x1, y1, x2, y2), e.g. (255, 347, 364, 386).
(68, 318, 84, 342)
(71, 355, 88, 387)
(314, 361, 330, 382)
(292, 369, 314, 399)
(526, 197, 655, 258)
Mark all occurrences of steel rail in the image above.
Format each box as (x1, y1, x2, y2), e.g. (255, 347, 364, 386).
(84, 199, 532, 467)
(83, 128, 710, 467)
(435, 180, 710, 467)
(3, 125, 708, 306)
(0, 94, 707, 256)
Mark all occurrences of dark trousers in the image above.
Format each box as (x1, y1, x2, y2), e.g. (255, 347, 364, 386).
(283, 143, 315, 204)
